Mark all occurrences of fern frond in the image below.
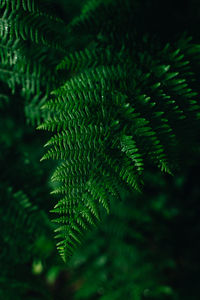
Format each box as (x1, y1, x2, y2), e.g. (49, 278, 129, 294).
(40, 31, 200, 260)
(0, 0, 69, 124)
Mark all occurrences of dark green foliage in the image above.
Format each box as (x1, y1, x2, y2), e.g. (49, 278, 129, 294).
(69, 167, 200, 300)
(0, 0, 200, 299)
(0, 83, 57, 299)
(0, 0, 68, 125)
(38, 0, 200, 260)
(0, 187, 47, 264)
(68, 179, 176, 300)
(0, 186, 53, 300)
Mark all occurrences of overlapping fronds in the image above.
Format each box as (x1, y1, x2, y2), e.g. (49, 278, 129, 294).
(40, 31, 200, 260)
(0, 0, 66, 48)
(0, 0, 68, 124)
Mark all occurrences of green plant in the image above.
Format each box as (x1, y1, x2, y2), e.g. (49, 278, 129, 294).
(0, 0, 200, 299)
(40, 1, 200, 260)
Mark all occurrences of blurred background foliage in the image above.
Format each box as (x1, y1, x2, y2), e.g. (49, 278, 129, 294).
(0, 0, 200, 299)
